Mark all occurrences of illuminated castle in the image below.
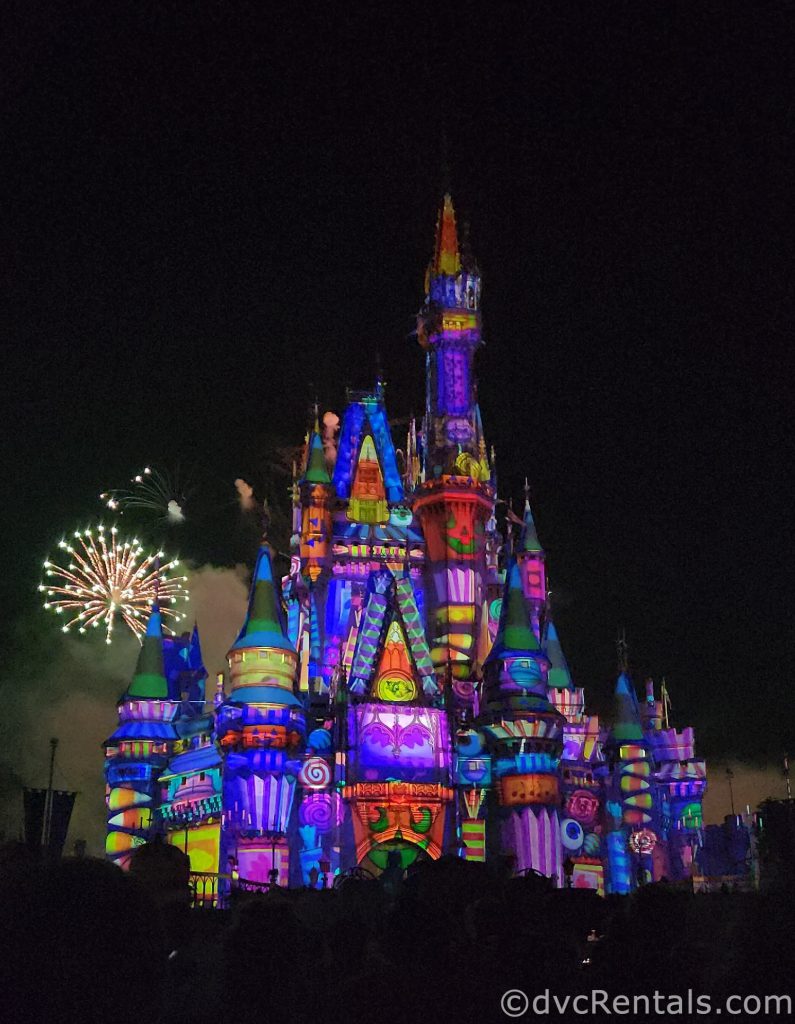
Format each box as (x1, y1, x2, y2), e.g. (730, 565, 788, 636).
(103, 196, 707, 894)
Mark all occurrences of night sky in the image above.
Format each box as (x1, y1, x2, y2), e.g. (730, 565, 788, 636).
(1, 3, 793, 804)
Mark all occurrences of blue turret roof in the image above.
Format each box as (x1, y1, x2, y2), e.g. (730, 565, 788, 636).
(332, 386, 403, 503)
(230, 545, 294, 653)
(612, 672, 643, 742)
(545, 620, 574, 690)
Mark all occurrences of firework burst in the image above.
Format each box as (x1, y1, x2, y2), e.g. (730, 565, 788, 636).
(40, 524, 188, 644)
(100, 466, 187, 524)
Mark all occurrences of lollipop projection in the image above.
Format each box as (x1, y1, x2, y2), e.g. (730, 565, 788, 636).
(40, 524, 187, 643)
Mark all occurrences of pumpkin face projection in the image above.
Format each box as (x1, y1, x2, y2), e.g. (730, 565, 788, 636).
(445, 510, 483, 558)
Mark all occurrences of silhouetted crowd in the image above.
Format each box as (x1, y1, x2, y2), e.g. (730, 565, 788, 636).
(1, 841, 793, 1024)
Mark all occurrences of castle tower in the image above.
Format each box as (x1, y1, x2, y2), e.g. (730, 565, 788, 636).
(414, 195, 493, 683)
(103, 605, 179, 868)
(605, 666, 656, 892)
(215, 544, 305, 886)
(645, 679, 707, 880)
(158, 626, 224, 895)
(517, 485, 546, 641)
(299, 423, 333, 583)
(482, 561, 565, 883)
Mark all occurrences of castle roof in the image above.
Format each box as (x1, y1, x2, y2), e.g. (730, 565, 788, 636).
(229, 544, 294, 654)
(612, 671, 644, 742)
(519, 495, 543, 554)
(301, 428, 331, 485)
(127, 605, 169, 699)
(545, 620, 574, 690)
(485, 560, 541, 663)
(332, 386, 403, 503)
(430, 193, 461, 277)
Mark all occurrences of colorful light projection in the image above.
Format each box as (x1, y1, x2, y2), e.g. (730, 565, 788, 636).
(349, 435, 388, 524)
(498, 773, 561, 807)
(167, 822, 221, 875)
(628, 828, 658, 856)
(607, 830, 633, 894)
(300, 475, 332, 583)
(502, 806, 564, 884)
(98, 194, 709, 894)
(373, 619, 418, 702)
(236, 837, 289, 887)
(348, 705, 450, 784)
(223, 770, 297, 833)
(619, 744, 654, 826)
(344, 780, 453, 866)
(569, 859, 605, 896)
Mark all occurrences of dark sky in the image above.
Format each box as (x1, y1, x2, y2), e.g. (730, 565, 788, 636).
(2, 3, 793, 764)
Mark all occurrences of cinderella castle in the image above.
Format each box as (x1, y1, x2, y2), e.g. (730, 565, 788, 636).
(103, 196, 707, 895)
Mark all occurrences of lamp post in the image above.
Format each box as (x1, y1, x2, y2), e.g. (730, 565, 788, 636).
(726, 767, 736, 817)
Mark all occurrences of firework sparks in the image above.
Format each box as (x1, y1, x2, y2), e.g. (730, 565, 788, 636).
(100, 466, 186, 524)
(40, 524, 188, 644)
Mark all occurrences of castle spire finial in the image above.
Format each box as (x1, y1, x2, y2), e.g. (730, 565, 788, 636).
(616, 627, 629, 674)
(431, 193, 461, 277)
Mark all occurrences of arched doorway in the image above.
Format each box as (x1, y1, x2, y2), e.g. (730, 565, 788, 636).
(359, 839, 432, 877)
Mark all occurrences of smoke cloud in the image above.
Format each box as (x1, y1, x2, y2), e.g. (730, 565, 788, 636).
(0, 564, 249, 855)
(234, 477, 256, 513)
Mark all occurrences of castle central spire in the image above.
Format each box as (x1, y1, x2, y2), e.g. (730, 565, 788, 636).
(418, 194, 484, 478)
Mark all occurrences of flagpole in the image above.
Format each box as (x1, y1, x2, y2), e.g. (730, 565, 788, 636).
(42, 737, 58, 851)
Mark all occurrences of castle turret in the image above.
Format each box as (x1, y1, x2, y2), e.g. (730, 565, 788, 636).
(298, 422, 333, 584)
(517, 484, 546, 641)
(216, 544, 305, 886)
(645, 680, 707, 880)
(414, 195, 493, 683)
(104, 605, 179, 868)
(417, 193, 484, 475)
(482, 560, 565, 883)
(606, 668, 655, 892)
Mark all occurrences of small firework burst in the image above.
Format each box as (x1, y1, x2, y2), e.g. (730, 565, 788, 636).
(100, 466, 187, 524)
(40, 523, 188, 644)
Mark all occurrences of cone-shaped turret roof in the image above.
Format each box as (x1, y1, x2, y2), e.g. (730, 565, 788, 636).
(430, 193, 461, 277)
(519, 491, 543, 554)
(486, 560, 541, 662)
(127, 604, 169, 699)
(230, 544, 293, 653)
(612, 671, 644, 742)
(302, 428, 331, 485)
(187, 621, 204, 670)
(545, 620, 574, 690)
